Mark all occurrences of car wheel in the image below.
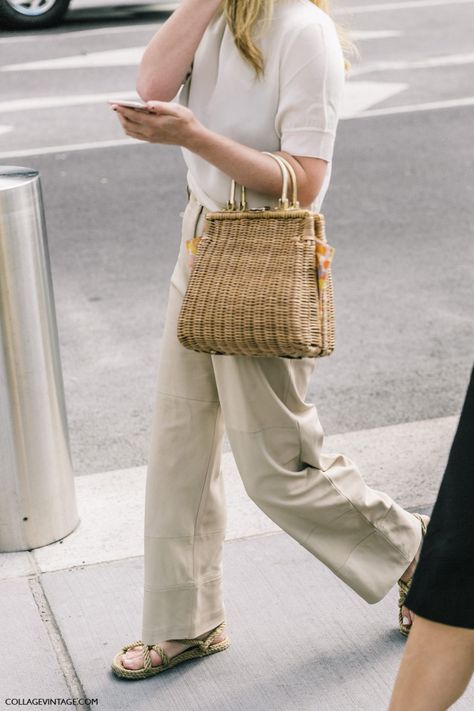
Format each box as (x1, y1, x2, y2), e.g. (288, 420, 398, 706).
(0, 0, 71, 29)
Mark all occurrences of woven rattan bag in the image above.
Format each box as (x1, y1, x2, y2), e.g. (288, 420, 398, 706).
(177, 152, 335, 358)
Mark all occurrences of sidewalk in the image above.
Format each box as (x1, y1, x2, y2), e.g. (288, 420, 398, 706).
(2, 416, 473, 711)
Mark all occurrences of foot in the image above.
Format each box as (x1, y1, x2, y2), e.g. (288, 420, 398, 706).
(121, 626, 227, 670)
(399, 514, 431, 628)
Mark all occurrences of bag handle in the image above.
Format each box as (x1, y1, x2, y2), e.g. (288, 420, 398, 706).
(262, 152, 299, 209)
(226, 152, 300, 211)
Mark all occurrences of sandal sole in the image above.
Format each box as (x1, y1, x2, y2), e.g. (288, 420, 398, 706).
(111, 637, 230, 680)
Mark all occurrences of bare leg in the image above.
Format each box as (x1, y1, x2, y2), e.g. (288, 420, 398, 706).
(388, 615, 474, 711)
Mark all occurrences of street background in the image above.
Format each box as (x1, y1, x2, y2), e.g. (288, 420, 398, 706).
(1, 0, 473, 709)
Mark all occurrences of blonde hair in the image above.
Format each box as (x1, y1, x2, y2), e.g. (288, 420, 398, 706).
(222, 0, 357, 77)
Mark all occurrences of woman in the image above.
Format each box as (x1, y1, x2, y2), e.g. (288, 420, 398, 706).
(110, 0, 430, 680)
(389, 366, 474, 711)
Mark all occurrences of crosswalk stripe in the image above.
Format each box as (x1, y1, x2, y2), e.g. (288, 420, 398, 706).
(348, 95, 474, 118)
(352, 52, 474, 75)
(338, 0, 474, 14)
(1, 94, 472, 159)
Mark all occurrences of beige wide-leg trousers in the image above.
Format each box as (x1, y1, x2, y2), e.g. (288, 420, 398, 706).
(141, 191, 422, 644)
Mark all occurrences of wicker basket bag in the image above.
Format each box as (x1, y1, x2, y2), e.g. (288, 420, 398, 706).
(177, 152, 335, 358)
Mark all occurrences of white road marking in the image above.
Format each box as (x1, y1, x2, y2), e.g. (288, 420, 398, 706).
(350, 30, 401, 40)
(1, 94, 472, 158)
(0, 138, 139, 159)
(5, 46, 473, 76)
(0, 24, 158, 43)
(0, 0, 472, 42)
(0, 91, 138, 113)
(0, 26, 399, 48)
(352, 52, 474, 75)
(349, 95, 474, 118)
(1, 47, 144, 71)
(0, 80, 404, 125)
(338, 0, 474, 13)
(341, 80, 408, 118)
(0, 81, 406, 116)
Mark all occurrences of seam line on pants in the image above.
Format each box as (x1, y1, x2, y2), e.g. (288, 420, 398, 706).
(297, 415, 413, 563)
(145, 530, 227, 540)
(155, 388, 219, 404)
(303, 509, 351, 546)
(226, 423, 300, 436)
(282, 362, 293, 409)
(333, 529, 377, 575)
(326, 466, 412, 562)
(191, 405, 223, 626)
(144, 575, 223, 593)
(319, 469, 412, 563)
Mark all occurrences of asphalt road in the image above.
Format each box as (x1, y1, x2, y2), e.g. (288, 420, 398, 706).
(1, 0, 473, 476)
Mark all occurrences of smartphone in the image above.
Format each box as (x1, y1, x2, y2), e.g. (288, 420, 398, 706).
(108, 99, 152, 112)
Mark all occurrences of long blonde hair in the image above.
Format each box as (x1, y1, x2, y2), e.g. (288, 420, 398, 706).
(222, 0, 357, 77)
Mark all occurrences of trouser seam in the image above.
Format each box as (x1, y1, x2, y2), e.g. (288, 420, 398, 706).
(144, 575, 223, 593)
(191, 405, 222, 628)
(324, 467, 413, 563)
(145, 530, 226, 540)
(333, 529, 377, 575)
(282, 362, 293, 408)
(155, 388, 219, 404)
(297, 413, 413, 564)
(322, 473, 413, 563)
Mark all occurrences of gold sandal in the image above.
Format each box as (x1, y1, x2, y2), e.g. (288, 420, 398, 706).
(111, 621, 230, 680)
(397, 513, 429, 637)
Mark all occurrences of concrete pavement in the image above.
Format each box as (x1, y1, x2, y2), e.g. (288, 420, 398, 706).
(2, 416, 474, 710)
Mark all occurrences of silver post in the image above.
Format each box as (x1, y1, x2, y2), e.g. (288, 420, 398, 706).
(0, 166, 79, 552)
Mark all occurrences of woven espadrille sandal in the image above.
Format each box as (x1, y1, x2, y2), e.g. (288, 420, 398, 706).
(111, 621, 230, 680)
(397, 513, 429, 637)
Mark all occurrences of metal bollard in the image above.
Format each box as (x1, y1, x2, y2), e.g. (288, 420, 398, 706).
(0, 166, 79, 552)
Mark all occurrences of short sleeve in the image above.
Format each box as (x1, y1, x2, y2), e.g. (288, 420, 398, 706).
(275, 21, 345, 162)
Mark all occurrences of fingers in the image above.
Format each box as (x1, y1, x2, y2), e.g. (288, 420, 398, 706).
(111, 105, 146, 125)
(114, 116, 147, 140)
(146, 100, 182, 117)
(109, 100, 191, 144)
(110, 106, 149, 140)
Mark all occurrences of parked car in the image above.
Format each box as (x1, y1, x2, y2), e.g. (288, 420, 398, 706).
(0, 0, 176, 30)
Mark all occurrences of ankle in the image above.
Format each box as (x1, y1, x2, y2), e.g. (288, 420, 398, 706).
(195, 627, 215, 640)
(400, 520, 426, 582)
(400, 562, 415, 583)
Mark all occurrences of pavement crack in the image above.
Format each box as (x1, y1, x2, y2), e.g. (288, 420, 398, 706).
(27, 553, 87, 702)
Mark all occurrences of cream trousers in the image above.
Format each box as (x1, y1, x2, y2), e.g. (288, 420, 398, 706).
(141, 192, 422, 643)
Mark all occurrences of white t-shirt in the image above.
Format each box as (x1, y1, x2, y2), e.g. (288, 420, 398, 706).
(177, 0, 346, 212)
